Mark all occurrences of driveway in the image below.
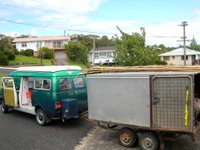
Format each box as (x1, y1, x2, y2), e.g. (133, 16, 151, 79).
(75, 126, 200, 150)
(0, 110, 93, 150)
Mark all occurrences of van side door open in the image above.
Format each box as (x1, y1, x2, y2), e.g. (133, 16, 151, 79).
(2, 77, 18, 107)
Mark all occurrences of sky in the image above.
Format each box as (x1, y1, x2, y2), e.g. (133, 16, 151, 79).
(0, 0, 200, 47)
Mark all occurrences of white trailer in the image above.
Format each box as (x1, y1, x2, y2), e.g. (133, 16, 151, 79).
(87, 72, 200, 150)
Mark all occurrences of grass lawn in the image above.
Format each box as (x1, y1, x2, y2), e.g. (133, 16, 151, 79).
(9, 55, 52, 66)
(9, 55, 88, 69)
(0, 73, 7, 77)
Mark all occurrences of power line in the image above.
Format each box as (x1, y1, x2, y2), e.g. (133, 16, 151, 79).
(0, 18, 115, 35)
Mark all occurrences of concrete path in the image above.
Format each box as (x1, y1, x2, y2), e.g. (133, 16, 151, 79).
(75, 126, 200, 150)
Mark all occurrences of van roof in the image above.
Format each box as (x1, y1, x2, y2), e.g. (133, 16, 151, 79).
(16, 66, 81, 72)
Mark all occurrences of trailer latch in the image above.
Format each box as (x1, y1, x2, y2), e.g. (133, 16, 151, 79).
(153, 96, 160, 105)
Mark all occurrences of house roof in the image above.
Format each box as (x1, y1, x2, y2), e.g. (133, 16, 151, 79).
(13, 36, 70, 43)
(159, 48, 200, 56)
(91, 46, 116, 51)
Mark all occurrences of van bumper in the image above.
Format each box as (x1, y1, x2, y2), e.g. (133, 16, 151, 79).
(61, 99, 78, 120)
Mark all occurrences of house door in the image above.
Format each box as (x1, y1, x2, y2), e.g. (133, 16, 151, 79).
(2, 77, 17, 107)
(151, 75, 193, 131)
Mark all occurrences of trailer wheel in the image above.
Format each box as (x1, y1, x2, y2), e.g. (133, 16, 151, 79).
(118, 128, 137, 147)
(1, 100, 8, 113)
(36, 109, 48, 126)
(139, 132, 159, 150)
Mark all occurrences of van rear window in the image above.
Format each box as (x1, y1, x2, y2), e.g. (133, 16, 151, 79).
(74, 77, 85, 88)
(60, 78, 71, 90)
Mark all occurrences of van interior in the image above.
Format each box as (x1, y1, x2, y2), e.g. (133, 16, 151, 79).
(18, 77, 33, 107)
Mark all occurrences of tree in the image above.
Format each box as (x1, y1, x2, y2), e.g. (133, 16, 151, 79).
(79, 37, 93, 51)
(65, 42, 88, 64)
(115, 26, 166, 66)
(190, 37, 198, 50)
(0, 37, 15, 65)
(95, 35, 115, 48)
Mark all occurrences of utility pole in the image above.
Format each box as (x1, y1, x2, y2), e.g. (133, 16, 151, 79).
(92, 38, 96, 65)
(178, 21, 188, 66)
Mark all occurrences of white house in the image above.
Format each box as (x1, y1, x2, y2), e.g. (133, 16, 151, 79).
(13, 36, 70, 52)
(88, 46, 116, 65)
(159, 48, 200, 65)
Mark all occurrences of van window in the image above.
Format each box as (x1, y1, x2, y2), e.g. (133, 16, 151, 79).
(60, 78, 71, 90)
(3, 78, 13, 88)
(74, 77, 85, 88)
(34, 79, 51, 90)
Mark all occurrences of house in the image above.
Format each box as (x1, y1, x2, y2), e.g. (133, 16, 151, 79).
(70, 34, 100, 42)
(88, 46, 116, 65)
(13, 36, 70, 65)
(13, 36, 70, 52)
(159, 48, 200, 65)
(70, 34, 85, 42)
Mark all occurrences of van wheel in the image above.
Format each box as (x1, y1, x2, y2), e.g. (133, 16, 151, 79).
(1, 100, 8, 113)
(139, 132, 159, 150)
(118, 128, 137, 147)
(36, 109, 48, 126)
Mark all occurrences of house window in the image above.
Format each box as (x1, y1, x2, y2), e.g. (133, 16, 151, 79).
(22, 42, 27, 47)
(172, 56, 175, 60)
(99, 52, 107, 57)
(94, 53, 98, 58)
(163, 56, 170, 61)
(53, 41, 63, 48)
(60, 78, 71, 90)
(181, 56, 188, 60)
(106, 52, 112, 57)
(34, 79, 51, 90)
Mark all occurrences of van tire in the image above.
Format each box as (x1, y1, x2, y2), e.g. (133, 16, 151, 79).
(36, 109, 48, 126)
(1, 100, 9, 113)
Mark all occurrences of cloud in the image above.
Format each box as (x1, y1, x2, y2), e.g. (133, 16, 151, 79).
(0, 0, 105, 20)
(1, 0, 200, 47)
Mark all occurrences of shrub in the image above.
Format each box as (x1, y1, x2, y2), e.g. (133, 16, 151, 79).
(39, 47, 53, 59)
(20, 49, 34, 56)
(13, 49, 20, 55)
(65, 42, 88, 64)
(0, 52, 8, 65)
(24, 49, 34, 56)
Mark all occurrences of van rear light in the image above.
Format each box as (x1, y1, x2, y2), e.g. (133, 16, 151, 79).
(55, 101, 62, 110)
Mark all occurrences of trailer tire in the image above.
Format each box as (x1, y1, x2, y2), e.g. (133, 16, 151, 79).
(36, 109, 48, 126)
(1, 100, 8, 113)
(118, 128, 137, 147)
(139, 132, 159, 150)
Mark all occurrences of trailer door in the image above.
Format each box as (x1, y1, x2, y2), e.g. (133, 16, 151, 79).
(151, 75, 193, 131)
(2, 77, 18, 107)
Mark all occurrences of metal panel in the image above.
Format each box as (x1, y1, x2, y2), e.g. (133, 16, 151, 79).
(88, 75, 151, 128)
(152, 76, 193, 131)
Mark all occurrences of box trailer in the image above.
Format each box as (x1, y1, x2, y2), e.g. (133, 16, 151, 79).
(87, 72, 200, 150)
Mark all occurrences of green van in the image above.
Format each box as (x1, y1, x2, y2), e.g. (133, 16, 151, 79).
(0, 66, 87, 125)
